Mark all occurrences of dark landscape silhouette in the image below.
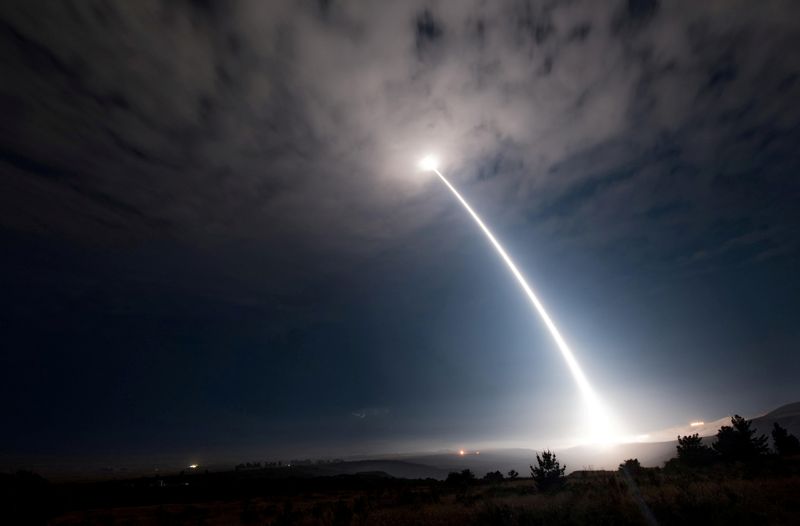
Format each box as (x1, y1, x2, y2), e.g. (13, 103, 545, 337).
(3, 403, 800, 525)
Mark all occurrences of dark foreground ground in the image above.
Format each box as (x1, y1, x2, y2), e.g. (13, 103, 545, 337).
(4, 460, 800, 525)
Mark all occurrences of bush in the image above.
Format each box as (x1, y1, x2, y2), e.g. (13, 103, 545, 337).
(483, 470, 505, 483)
(446, 469, 476, 486)
(530, 450, 566, 492)
(618, 458, 642, 476)
(676, 433, 717, 466)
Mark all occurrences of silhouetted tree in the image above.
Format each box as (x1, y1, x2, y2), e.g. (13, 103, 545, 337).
(446, 469, 476, 486)
(676, 433, 716, 466)
(712, 415, 769, 461)
(507, 469, 519, 480)
(483, 470, 504, 483)
(530, 450, 566, 491)
(772, 422, 800, 456)
(618, 458, 642, 475)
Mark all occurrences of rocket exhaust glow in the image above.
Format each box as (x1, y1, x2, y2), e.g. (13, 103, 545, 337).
(430, 163, 616, 443)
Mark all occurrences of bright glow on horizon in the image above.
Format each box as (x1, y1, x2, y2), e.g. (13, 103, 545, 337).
(428, 163, 622, 445)
(459, 449, 465, 456)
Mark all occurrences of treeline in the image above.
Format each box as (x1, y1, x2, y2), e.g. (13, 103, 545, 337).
(446, 415, 800, 492)
(235, 458, 346, 471)
(670, 417, 799, 467)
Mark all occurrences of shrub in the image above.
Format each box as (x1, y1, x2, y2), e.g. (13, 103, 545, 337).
(331, 500, 353, 526)
(618, 458, 642, 476)
(483, 470, 505, 483)
(446, 469, 476, 486)
(676, 433, 717, 466)
(530, 450, 566, 492)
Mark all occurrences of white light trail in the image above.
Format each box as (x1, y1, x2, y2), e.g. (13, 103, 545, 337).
(428, 162, 617, 443)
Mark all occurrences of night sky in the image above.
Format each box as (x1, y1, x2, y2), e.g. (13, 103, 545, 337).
(2, 1, 799, 468)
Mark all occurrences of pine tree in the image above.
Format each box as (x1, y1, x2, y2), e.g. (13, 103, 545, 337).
(676, 433, 716, 466)
(712, 415, 769, 461)
(530, 450, 566, 491)
(772, 422, 800, 456)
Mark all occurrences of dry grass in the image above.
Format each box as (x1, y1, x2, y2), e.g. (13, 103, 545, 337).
(48, 469, 800, 525)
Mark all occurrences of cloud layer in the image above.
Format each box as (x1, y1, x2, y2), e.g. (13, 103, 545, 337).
(2, 0, 798, 269)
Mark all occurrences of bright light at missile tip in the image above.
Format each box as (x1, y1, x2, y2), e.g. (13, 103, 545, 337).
(418, 155, 439, 171)
(459, 450, 465, 456)
(690, 421, 705, 427)
(188, 464, 198, 469)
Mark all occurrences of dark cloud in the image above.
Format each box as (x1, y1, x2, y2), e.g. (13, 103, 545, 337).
(627, 0, 659, 22)
(415, 9, 444, 50)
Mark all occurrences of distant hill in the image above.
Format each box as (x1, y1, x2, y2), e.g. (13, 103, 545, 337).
(762, 402, 800, 419)
(752, 402, 800, 437)
(315, 460, 448, 480)
(242, 460, 449, 480)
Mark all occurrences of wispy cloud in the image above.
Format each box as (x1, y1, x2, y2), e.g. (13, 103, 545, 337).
(1, 0, 798, 273)
(351, 407, 390, 420)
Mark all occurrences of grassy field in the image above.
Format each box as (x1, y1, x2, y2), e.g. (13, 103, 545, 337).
(37, 461, 800, 526)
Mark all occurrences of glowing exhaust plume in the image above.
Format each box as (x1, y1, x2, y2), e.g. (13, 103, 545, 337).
(422, 157, 617, 443)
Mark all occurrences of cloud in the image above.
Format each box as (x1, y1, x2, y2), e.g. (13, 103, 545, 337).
(1, 0, 798, 272)
(351, 407, 389, 420)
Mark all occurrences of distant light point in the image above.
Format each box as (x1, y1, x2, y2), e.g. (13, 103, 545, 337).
(188, 464, 198, 469)
(689, 421, 705, 427)
(459, 449, 465, 456)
